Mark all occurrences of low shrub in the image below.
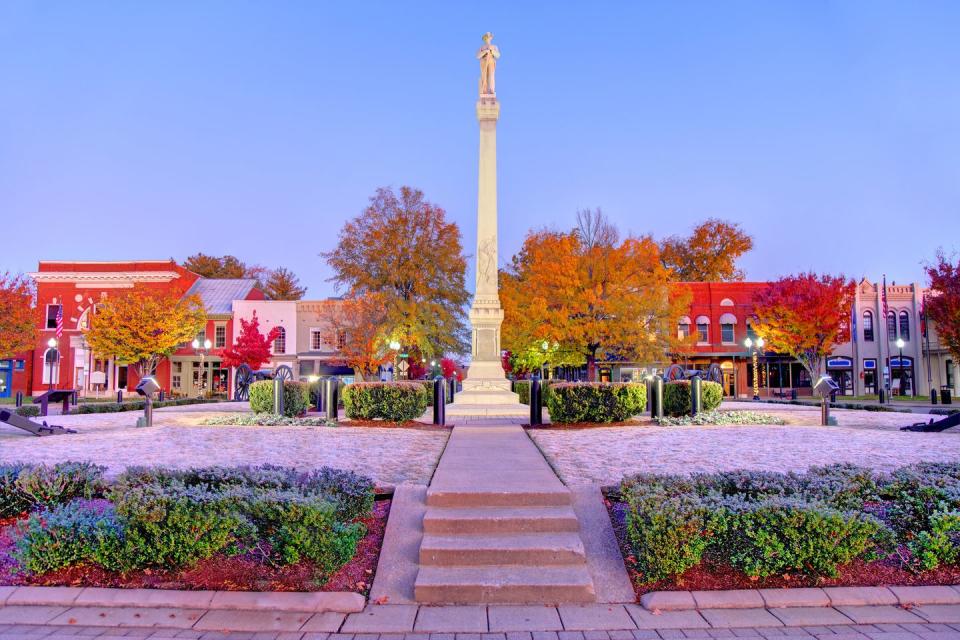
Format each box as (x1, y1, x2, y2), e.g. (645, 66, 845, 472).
(14, 406, 40, 418)
(620, 465, 896, 583)
(342, 382, 428, 422)
(72, 397, 222, 414)
(16, 462, 106, 509)
(546, 382, 646, 423)
(249, 380, 310, 417)
(13, 499, 125, 574)
(662, 380, 723, 416)
(908, 510, 960, 571)
(514, 380, 554, 406)
(110, 481, 243, 570)
(1, 463, 33, 518)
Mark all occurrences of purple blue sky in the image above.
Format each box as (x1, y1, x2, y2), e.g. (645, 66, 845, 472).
(2, 2, 958, 297)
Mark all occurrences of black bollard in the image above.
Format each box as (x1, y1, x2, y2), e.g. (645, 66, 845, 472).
(158, 390, 165, 403)
(71, 390, 78, 406)
(878, 387, 886, 404)
(15, 391, 23, 407)
(931, 389, 939, 405)
(314, 378, 324, 412)
(117, 390, 123, 404)
(530, 378, 543, 426)
(448, 377, 456, 404)
(273, 379, 285, 416)
(433, 378, 446, 425)
(691, 376, 702, 416)
(324, 378, 338, 421)
(650, 376, 663, 421)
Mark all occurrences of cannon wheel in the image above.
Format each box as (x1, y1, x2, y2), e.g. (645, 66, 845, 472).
(235, 364, 254, 401)
(274, 365, 294, 382)
(664, 364, 686, 382)
(706, 363, 724, 385)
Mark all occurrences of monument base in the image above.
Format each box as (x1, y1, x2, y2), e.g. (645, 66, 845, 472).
(450, 360, 523, 412)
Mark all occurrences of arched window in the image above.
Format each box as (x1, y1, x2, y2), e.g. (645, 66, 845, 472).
(887, 311, 897, 340)
(899, 310, 910, 341)
(42, 348, 60, 384)
(719, 313, 737, 344)
(677, 316, 691, 339)
(862, 310, 874, 342)
(273, 326, 286, 354)
(695, 315, 710, 344)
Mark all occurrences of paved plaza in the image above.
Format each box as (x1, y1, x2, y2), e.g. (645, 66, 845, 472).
(0, 403, 448, 487)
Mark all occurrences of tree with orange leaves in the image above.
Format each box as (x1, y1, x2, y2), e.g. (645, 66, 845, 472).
(0, 272, 36, 359)
(924, 251, 960, 363)
(501, 210, 690, 381)
(751, 273, 855, 383)
(660, 218, 753, 281)
(83, 289, 207, 378)
(318, 294, 393, 380)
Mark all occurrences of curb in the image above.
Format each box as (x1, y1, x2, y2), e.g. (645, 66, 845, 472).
(0, 585, 365, 613)
(641, 585, 960, 611)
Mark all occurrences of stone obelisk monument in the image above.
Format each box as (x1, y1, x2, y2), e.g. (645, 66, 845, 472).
(453, 32, 522, 408)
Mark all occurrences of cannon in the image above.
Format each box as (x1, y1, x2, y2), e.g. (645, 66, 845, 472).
(234, 363, 295, 401)
(0, 409, 75, 437)
(664, 363, 723, 385)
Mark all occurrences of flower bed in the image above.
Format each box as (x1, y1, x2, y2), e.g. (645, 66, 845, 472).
(610, 462, 960, 594)
(655, 410, 785, 426)
(0, 462, 378, 592)
(200, 414, 337, 427)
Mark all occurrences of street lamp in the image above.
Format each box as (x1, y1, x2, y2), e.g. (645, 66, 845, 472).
(896, 337, 906, 397)
(540, 340, 550, 379)
(745, 336, 765, 400)
(191, 338, 213, 396)
(388, 340, 402, 380)
(46, 337, 58, 392)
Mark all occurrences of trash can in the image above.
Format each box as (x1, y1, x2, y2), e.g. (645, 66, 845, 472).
(943, 387, 953, 405)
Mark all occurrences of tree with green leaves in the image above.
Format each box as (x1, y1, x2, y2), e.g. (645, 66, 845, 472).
(323, 186, 469, 357)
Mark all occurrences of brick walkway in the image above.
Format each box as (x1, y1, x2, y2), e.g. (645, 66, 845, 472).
(4, 603, 960, 639)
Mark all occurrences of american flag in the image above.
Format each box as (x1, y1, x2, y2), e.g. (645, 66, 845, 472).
(881, 274, 889, 326)
(55, 305, 63, 339)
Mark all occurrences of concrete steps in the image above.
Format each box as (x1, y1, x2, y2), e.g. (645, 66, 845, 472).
(422, 505, 580, 534)
(420, 532, 587, 566)
(415, 565, 596, 604)
(414, 425, 597, 605)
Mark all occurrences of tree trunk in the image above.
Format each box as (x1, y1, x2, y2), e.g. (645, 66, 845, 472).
(586, 344, 599, 382)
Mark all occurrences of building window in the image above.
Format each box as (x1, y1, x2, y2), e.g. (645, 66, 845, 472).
(172, 375, 181, 389)
(863, 310, 874, 342)
(697, 323, 709, 343)
(720, 323, 735, 344)
(678, 321, 690, 339)
(42, 348, 60, 384)
(45, 304, 62, 330)
(947, 361, 954, 389)
(15, 359, 25, 371)
(174, 361, 182, 373)
(215, 325, 226, 348)
(886, 311, 897, 340)
(273, 326, 286, 354)
(311, 329, 323, 351)
(336, 330, 347, 351)
(299, 360, 316, 377)
(899, 310, 910, 341)
(196, 330, 207, 345)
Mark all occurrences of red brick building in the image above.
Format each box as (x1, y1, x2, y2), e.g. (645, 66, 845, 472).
(21, 260, 263, 399)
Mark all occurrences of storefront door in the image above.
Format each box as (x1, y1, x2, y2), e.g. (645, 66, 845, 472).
(0, 360, 11, 398)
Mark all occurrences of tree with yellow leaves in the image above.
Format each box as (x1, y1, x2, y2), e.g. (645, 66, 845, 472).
(83, 289, 207, 378)
(501, 210, 690, 381)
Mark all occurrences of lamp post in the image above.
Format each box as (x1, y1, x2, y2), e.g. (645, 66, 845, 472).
(46, 337, 58, 392)
(744, 336, 765, 400)
(389, 340, 401, 380)
(191, 338, 213, 397)
(896, 337, 905, 397)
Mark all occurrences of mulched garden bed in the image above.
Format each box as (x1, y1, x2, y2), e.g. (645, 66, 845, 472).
(604, 496, 960, 599)
(525, 420, 650, 429)
(336, 418, 449, 430)
(0, 498, 390, 595)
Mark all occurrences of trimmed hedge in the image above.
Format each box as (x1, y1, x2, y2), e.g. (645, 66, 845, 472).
(1, 462, 105, 517)
(514, 380, 555, 406)
(342, 382, 428, 422)
(249, 380, 310, 417)
(662, 379, 723, 416)
(14, 406, 40, 418)
(72, 397, 221, 415)
(546, 382, 646, 423)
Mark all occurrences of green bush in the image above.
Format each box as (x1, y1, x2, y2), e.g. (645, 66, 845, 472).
(13, 499, 125, 574)
(0, 463, 33, 518)
(14, 406, 40, 417)
(110, 481, 243, 570)
(546, 382, 646, 423)
(249, 380, 310, 417)
(72, 397, 221, 414)
(908, 510, 960, 571)
(515, 380, 531, 405)
(342, 382, 428, 422)
(16, 462, 105, 509)
(662, 380, 723, 416)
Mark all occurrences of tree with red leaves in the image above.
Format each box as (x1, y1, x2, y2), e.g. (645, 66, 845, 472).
(440, 357, 458, 380)
(0, 272, 36, 359)
(752, 273, 855, 383)
(925, 251, 960, 363)
(221, 311, 280, 371)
